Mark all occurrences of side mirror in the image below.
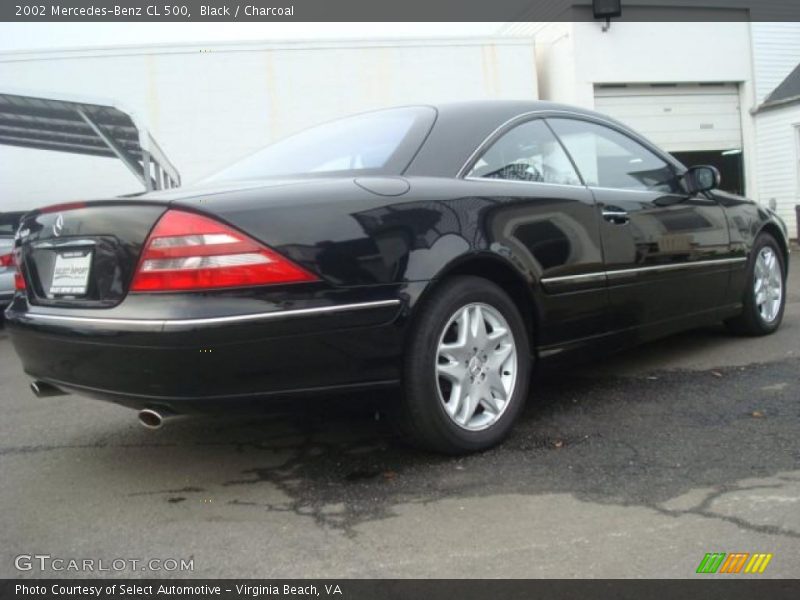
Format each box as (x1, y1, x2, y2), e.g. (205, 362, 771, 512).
(684, 165, 720, 194)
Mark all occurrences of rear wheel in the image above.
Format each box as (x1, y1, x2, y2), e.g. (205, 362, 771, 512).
(400, 276, 531, 454)
(725, 233, 786, 336)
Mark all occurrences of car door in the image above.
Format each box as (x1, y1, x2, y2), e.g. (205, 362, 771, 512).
(462, 117, 608, 350)
(547, 117, 731, 335)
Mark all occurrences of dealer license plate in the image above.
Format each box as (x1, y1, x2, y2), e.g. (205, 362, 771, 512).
(50, 250, 92, 296)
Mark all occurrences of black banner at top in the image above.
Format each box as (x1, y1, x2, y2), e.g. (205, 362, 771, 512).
(2, 0, 800, 22)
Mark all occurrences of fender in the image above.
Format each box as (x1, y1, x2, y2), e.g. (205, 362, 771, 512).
(755, 216, 791, 270)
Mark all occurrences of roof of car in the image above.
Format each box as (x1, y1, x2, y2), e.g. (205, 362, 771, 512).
(430, 99, 613, 124)
(433, 99, 595, 113)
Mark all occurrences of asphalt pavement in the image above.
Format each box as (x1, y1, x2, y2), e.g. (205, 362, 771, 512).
(1, 256, 798, 579)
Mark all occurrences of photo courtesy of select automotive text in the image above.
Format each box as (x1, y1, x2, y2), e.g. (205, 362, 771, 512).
(2, 1, 800, 598)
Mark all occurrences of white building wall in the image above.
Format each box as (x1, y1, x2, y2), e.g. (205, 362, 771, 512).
(570, 21, 752, 105)
(750, 22, 800, 239)
(755, 105, 800, 239)
(527, 23, 576, 104)
(0, 38, 538, 211)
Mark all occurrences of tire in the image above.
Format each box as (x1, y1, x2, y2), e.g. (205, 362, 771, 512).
(725, 232, 787, 336)
(400, 276, 531, 454)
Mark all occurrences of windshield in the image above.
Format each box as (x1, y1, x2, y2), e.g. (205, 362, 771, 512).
(204, 106, 437, 182)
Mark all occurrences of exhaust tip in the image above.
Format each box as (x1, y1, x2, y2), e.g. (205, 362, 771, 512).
(30, 380, 67, 398)
(138, 408, 164, 430)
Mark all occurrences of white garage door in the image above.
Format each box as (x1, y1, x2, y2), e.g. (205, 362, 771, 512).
(594, 84, 742, 153)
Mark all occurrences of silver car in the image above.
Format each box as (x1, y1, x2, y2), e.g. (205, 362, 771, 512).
(0, 212, 25, 311)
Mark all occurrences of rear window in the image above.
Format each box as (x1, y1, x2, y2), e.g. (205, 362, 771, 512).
(204, 106, 437, 182)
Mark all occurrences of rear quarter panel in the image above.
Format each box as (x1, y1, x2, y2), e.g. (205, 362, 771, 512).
(181, 176, 607, 349)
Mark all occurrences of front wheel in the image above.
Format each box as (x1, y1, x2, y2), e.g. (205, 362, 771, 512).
(400, 276, 531, 454)
(725, 233, 787, 336)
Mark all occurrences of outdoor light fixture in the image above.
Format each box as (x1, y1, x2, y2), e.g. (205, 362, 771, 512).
(594, 0, 622, 31)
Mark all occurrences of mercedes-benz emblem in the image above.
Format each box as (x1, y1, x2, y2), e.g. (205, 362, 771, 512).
(53, 213, 64, 237)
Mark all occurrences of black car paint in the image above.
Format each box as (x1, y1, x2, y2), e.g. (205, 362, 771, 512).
(4, 101, 790, 412)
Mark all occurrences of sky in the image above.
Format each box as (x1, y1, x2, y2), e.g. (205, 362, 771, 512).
(0, 23, 504, 53)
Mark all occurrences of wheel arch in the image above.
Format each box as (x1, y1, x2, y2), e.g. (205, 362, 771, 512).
(757, 221, 790, 274)
(411, 253, 540, 355)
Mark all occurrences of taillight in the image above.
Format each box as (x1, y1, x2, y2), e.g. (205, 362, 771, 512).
(13, 249, 25, 291)
(14, 270, 26, 291)
(0, 253, 12, 268)
(130, 210, 317, 292)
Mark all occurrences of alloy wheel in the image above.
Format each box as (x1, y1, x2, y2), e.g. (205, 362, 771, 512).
(754, 246, 783, 323)
(435, 303, 518, 431)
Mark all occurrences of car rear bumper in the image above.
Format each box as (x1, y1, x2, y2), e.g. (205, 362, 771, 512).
(0, 270, 13, 307)
(4, 286, 413, 411)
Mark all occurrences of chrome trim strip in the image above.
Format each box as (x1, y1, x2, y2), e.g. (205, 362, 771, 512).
(605, 257, 746, 278)
(463, 176, 586, 190)
(540, 272, 608, 284)
(541, 257, 747, 286)
(33, 238, 97, 248)
(18, 299, 402, 330)
(163, 300, 401, 328)
(589, 185, 677, 194)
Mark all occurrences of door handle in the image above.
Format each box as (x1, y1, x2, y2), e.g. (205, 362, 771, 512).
(602, 209, 629, 225)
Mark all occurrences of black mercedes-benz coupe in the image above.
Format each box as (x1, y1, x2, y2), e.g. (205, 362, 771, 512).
(5, 101, 790, 453)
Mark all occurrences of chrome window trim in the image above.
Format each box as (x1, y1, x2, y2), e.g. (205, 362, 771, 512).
(463, 176, 586, 190)
(541, 257, 747, 285)
(15, 299, 401, 330)
(589, 185, 681, 195)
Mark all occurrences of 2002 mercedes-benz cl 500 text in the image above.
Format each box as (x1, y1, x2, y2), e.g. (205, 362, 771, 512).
(5, 101, 790, 453)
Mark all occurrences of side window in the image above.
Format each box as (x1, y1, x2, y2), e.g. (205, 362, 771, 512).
(547, 118, 679, 192)
(467, 119, 581, 186)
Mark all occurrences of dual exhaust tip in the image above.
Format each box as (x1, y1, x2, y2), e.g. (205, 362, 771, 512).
(30, 381, 175, 430)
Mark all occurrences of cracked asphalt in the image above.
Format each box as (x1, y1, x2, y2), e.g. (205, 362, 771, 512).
(1, 256, 798, 579)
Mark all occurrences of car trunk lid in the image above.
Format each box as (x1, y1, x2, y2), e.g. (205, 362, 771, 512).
(17, 201, 168, 307)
